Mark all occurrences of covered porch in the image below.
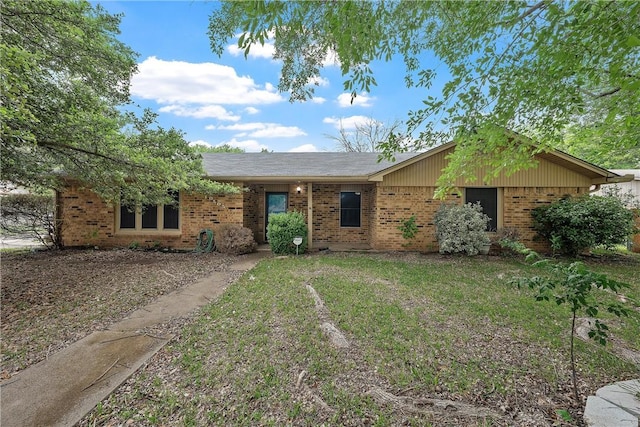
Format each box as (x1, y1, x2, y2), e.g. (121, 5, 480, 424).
(241, 181, 376, 250)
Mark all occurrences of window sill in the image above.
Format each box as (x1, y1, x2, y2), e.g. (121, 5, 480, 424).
(115, 229, 182, 236)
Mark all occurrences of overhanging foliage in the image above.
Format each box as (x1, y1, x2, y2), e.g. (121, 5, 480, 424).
(209, 1, 640, 194)
(1, 0, 237, 205)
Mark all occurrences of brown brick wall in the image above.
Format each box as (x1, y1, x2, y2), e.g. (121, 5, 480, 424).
(243, 184, 308, 243)
(243, 186, 260, 240)
(59, 182, 591, 253)
(58, 184, 243, 249)
(371, 186, 461, 251)
(502, 186, 588, 252)
(311, 184, 372, 246)
(370, 185, 588, 253)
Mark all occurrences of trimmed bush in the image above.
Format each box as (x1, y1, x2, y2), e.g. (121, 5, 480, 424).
(531, 194, 635, 256)
(434, 203, 490, 255)
(266, 211, 308, 255)
(215, 224, 257, 255)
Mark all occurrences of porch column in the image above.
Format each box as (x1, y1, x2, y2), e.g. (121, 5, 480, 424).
(307, 182, 313, 249)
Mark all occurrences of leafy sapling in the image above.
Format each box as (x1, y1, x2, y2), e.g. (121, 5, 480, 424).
(397, 215, 419, 247)
(511, 258, 632, 401)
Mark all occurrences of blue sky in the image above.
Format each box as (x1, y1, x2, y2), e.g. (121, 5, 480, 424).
(96, 0, 443, 152)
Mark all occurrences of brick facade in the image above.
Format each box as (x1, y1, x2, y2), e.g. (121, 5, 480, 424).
(502, 186, 587, 252)
(242, 185, 260, 240)
(309, 184, 372, 246)
(58, 184, 243, 250)
(58, 182, 592, 254)
(371, 185, 461, 251)
(370, 185, 587, 252)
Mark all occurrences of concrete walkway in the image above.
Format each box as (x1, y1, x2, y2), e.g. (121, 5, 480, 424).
(0, 235, 46, 250)
(584, 379, 640, 427)
(0, 251, 268, 427)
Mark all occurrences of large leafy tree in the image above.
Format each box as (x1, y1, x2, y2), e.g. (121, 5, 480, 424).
(1, 0, 234, 206)
(557, 128, 640, 169)
(209, 1, 640, 194)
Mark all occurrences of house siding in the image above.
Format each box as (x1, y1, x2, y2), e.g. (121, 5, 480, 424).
(381, 147, 593, 188)
(58, 183, 243, 249)
(369, 150, 594, 253)
(244, 183, 308, 243)
(243, 185, 260, 240)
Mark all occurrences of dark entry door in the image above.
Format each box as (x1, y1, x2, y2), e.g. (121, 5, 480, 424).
(265, 192, 288, 239)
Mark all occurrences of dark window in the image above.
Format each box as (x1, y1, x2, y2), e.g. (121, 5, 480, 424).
(163, 191, 179, 229)
(120, 205, 136, 229)
(465, 188, 498, 231)
(119, 190, 179, 231)
(340, 192, 361, 227)
(141, 204, 158, 229)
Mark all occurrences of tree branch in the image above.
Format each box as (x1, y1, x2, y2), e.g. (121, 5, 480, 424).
(502, 1, 549, 26)
(580, 87, 622, 98)
(38, 140, 142, 168)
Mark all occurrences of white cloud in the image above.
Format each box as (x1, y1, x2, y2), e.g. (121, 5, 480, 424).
(250, 125, 306, 138)
(189, 139, 214, 148)
(244, 107, 260, 115)
(227, 33, 275, 59)
(215, 122, 307, 138)
(159, 105, 240, 121)
(337, 92, 374, 108)
(310, 96, 327, 104)
(308, 76, 330, 87)
(323, 115, 374, 130)
(288, 144, 319, 152)
(220, 138, 268, 152)
(131, 56, 283, 106)
(216, 123, 267, 131)
(323, 49, 340, 67)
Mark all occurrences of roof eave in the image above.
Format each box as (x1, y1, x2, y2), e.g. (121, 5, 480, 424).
(539, 149, 617, 179)
(591, 174, 635, 185)
(206, 175, 373, 183)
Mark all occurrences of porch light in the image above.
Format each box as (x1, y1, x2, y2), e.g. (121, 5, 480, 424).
(296, 186, 302, 194)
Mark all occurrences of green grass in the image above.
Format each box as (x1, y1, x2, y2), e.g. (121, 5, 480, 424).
(85, 252, 640, 426)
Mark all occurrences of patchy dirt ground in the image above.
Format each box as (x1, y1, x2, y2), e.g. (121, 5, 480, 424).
(2, 249, 638, 427)
(1, 248, 238, 376)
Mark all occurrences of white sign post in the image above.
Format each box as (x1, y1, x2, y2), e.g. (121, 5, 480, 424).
(293, 236, 303, 255)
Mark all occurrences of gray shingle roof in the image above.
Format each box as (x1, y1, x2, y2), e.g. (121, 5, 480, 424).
(201, 152, 419, 179)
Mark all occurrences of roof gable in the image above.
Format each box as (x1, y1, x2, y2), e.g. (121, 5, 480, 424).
(369, 142, 622, 185)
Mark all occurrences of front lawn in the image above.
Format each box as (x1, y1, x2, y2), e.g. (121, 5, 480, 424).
(82, 252, 639, 426)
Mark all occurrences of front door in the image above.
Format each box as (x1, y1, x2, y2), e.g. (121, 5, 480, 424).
(265, 192, 288, 240)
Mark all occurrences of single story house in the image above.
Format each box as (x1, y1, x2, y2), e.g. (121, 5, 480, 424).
(57, 142, 632, 252)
